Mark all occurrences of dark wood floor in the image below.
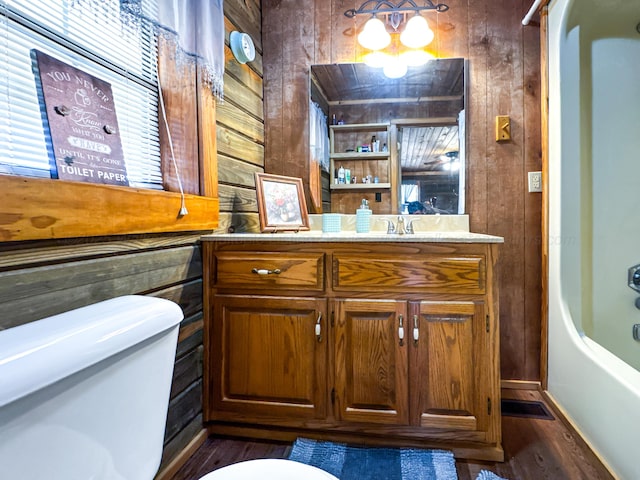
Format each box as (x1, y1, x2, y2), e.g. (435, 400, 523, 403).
(171, 390, 614, 480)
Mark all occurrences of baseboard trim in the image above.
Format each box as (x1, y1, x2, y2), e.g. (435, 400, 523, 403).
(501, 379, 541, 390)
(155, 429, 208, 480)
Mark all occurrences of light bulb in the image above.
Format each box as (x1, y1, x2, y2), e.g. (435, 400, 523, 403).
(383, 57, 408, 79)
(400, 15, 434, 49)
(400, 49, 435, 67)
(358, 17, 391, 51)
(364, 51, 391, 68)
(442, 160, 460, 172)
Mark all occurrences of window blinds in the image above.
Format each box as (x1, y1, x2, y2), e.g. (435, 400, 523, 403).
(0, 0, 162, 189)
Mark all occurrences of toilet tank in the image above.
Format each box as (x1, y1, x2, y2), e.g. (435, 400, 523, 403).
(0, 295, 183, 480)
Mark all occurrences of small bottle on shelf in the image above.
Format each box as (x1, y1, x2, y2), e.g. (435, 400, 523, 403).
(338, 165, 345, 184)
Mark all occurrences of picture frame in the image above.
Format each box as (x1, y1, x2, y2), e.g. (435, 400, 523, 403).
(255, 173, 310, 233)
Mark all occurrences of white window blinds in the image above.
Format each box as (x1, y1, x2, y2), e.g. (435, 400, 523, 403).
(0, 0, 162, 189)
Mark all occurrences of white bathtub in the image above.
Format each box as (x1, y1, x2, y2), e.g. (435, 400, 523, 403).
(547, 0, 640, 478)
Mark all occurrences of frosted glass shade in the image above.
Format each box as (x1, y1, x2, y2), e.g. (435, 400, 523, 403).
(383, 57, 408, 78)
(400, 15, 434, 49)
(400, 49, 435, 67)
(363, 51, 392, 68)
(358, 17, 391, 51)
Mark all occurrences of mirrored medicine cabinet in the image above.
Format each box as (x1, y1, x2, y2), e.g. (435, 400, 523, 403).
(310, 58, 466, 215)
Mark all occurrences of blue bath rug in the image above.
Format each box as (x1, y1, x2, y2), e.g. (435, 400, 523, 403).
(476, 470, 508, 480)
(288, 437, 458, 480)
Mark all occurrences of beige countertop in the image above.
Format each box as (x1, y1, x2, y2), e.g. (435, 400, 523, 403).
(201, 214, 503, 244)
(201, 231, 503, 243)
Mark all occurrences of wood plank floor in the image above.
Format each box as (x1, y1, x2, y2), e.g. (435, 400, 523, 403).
(171, 390, 615, 480)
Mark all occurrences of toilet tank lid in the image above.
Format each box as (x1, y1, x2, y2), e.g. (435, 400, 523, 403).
(0, 295, 183, 408)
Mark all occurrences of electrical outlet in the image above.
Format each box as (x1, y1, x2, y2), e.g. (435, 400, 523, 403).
(528, 171, 542, 193)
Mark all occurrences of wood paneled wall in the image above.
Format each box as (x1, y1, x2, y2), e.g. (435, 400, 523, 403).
(0, 0, 264, 475)
(215, 0, 265, 235)
(262, 0, 542, 381)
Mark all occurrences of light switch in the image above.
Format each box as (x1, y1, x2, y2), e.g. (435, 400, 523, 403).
(495, 115, 511, 141)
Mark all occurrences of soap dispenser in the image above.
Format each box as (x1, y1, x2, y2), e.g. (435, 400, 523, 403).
(356, 198, 371, 233)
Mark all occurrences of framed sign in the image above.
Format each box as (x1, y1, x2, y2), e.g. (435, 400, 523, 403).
(255, 173, 310, 233)
(32, 50, 129, 186)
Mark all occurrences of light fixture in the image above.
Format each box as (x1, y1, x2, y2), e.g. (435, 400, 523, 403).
(345, 0, 448, 51)
(400, 49, 435, 67)
(383, 57, 408, 79)
(357, 16, 391, 50)
(440, 151, 459, 171)
(346, 0, 448, 78)
(363, 50, 392, 68)
(400, 14, 434, 49)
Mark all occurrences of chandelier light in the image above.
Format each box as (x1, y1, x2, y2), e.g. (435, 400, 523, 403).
(345, 0, 449, 78)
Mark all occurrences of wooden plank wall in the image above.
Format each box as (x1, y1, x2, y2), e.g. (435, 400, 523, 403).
(0, 0, 264, 474)
(262, 0, 542, 381)
(216, 0, 265, 235)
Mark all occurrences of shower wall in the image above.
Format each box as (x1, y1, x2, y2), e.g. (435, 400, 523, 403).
(581, 4, 640, 371)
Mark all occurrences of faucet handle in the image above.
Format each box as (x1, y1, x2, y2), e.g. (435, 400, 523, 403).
(405, 219, 419, 234)
(383, 219, 396, 234)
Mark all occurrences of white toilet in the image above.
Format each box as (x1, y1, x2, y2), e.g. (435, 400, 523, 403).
(0, 295, 338, 480)
(198, 458, 338, 479)
(0, 295, 183, 480)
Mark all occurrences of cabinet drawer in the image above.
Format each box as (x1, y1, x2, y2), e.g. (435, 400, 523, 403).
(214, 252, 324, 290)
(333, 254, 485, 294)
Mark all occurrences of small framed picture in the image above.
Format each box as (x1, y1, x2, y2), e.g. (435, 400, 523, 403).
(255, 173, 310, 232)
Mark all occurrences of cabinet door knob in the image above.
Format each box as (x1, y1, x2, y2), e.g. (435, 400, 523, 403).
(413, 314, 419, 345)
(251, 268, 281, 275)
(315, 313, 322, 342)
(398, 314, 404, 346)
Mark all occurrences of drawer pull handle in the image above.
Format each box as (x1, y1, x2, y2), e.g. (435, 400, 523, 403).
(251, 268, 281, 276)
(398, 314, 405, 346)
(315, 313, 322, 342)
(413, 314, 419, 344)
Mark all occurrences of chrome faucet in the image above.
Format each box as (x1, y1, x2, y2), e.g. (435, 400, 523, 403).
(384, 216, 416, 234)
(384, 219, 396, 234)
(405, 218, 417, 234)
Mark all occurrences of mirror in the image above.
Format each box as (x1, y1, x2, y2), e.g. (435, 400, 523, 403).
(310, 58, 465, 214)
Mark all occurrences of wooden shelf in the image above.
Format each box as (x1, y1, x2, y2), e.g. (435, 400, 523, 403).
(329, 122, 394, 194)
(329, 122, 390, 132)
(330, 152, 390, 160)
(330, 182, 391, 190)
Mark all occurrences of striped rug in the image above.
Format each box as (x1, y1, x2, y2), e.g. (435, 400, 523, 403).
(288, 438, 457, 480)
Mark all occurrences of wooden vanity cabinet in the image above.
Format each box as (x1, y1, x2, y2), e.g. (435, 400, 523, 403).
(408, 300, 492, 435)
(333, 299, 409, 425)
(210, 295, 328, 422)
(202, 239, 502, 461)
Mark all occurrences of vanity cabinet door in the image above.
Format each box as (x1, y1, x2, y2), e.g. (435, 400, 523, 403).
(409, 301, 494, 440)
(333, 299, 409, 425)
(209, 295, 328, 422)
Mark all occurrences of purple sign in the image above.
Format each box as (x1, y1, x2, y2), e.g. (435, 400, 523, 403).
(33, 50, 129, 186)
